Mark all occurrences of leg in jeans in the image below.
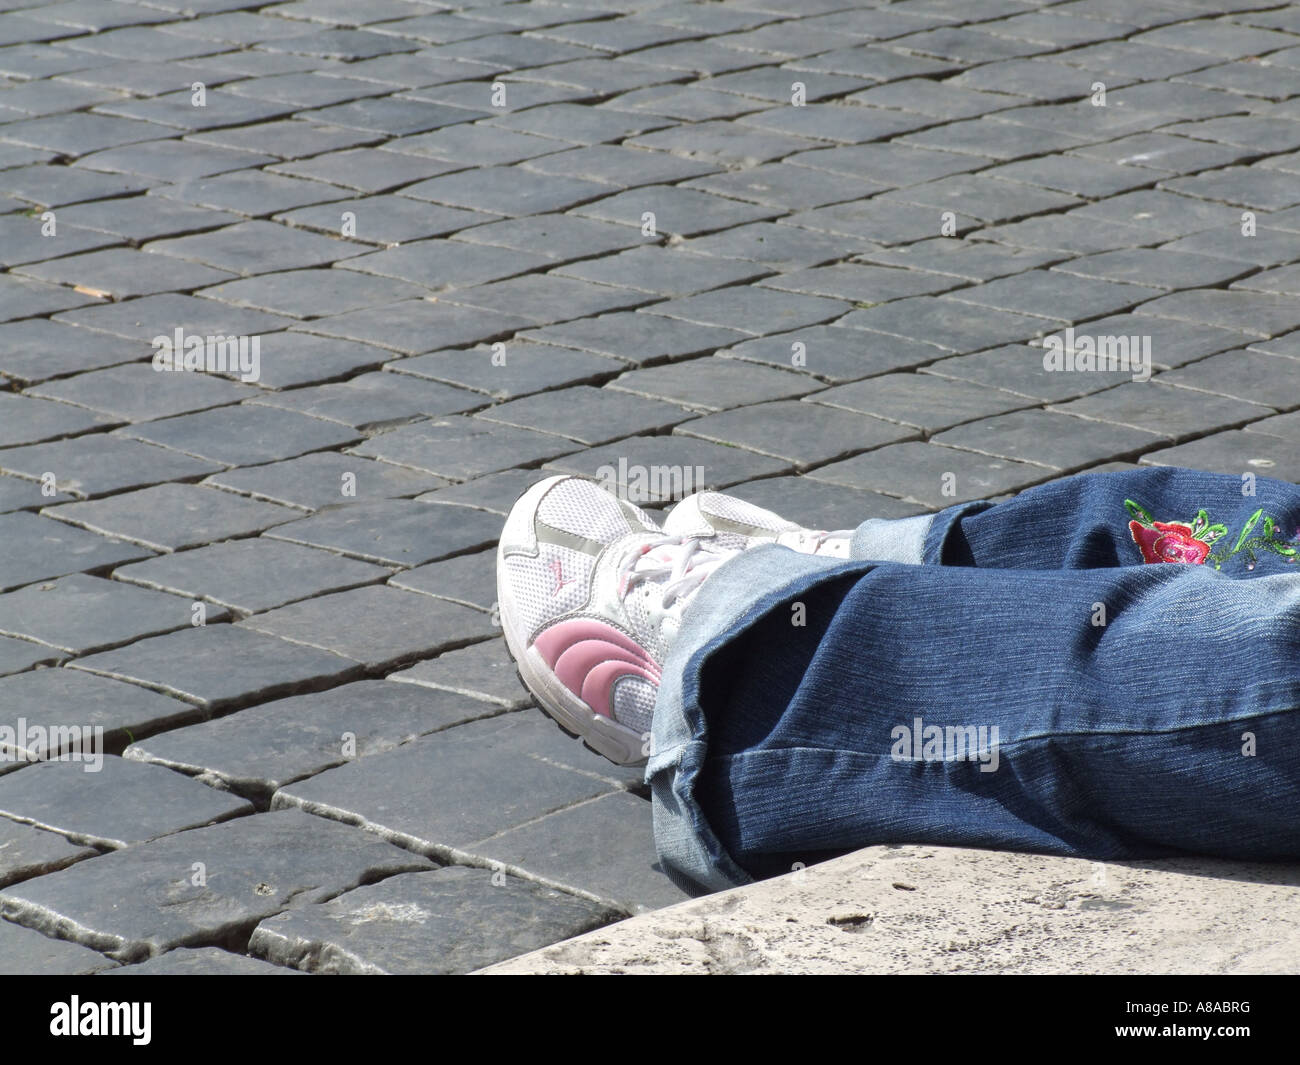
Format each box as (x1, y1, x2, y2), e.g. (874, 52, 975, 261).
(649, 469, 1300, 895)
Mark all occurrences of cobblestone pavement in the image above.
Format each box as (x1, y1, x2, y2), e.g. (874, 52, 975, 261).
(0, 0, 1298, 975)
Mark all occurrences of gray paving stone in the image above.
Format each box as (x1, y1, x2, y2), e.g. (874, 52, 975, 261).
(1050, 248, 1253, 291)
(389, 341, 624, 400)
(447, 212, 642, 261)
(249, 372, 481, 429)
(1162, 165, 1300, 211)
(982, 155, 1158, 199)
(191, 117, 376, 159)
(523, 143, 719, 188)
(0, 113, 170, 157)
(54, 292, 294, 344)
(413, 468, 539, 517)
(970, 214, 1160, 255)
(0, 433, 219, 505)
(0, 634, 62, 675)
(0, 471, 74, 514)
(807, 440, 1050, 507)
(121, 404, 360, 466)
(0, 512, 152, 593)
(0, 755, 252, 849)
(679, 221, 859, 270)
(75, 139, 277, 182)
(278, 195, 488, 247)
(521, 312, 746, 368)
(264, 499, 503, 568)
(224, 72, 391, 109)
(126, 680, 498, 802)
(0, 808, 431, 962)
(932, 409, 1167, 472)
(1057, 313, 1254, 370)
(786, 199, 976, 245)
(1252, 330, 1300, 360)
(250, 865, 617, 974)
(879, 173, 1084, 223)
(146, 220, 367, 276)
(45, 483, 299, 553)
(760, 262, 962, 303)
(1051, 380, 1271, 440)
(921, 344, 1137, 403)
(114, 539, 389, 616)
(385, 123, 564, 166)
(681, 161, 879, 211)
(1233, 265, 1300, 297)
(713, 475, 932, 529)
(0, 667, 200, 759)
(1141, 430, 1300, 482)
(554, 246, 768, 297)
(203, 451, 447, 511)
(0, 212, 121, 269)
(270, 147, 458, 193)
(0, 917, 112, 975)
(1136, 291, 1300, 339)
(900, 116, 1086, 160)
(626, 117, 819, 166)
(95, 89, 298, 132)
(470, 791, 688, 914)
(675, 399, 917, 468)
(1156, 349, 1300, 407)
(219, 332, 395, 390)
(545, 435, 790, 502)
(1067, 131, 1251, 174)
(198, 268, 427, 320)
(240, 585, 495, 672)
(0, 274, 100, 322)
(788, 142, 988, 185)
(574, 183, 778, 237)
(70, 623, 363, 714)
(0, 818, 94, 890)
(387, 638, 527, 709)
(300, 298, 531, 355)
(945, 272, 1164, 323)
(477, 385, 691, 446)
(103, 947, 298, 975)
(720, 325, 947, 384)
(271, 712, 620, 854)
(27, 363, 256, 422)
(0, 392, 117, 446)
(1162, 225, 1300, 269)
(444, 274, 651, 326)
(399, 165, 606, 216)
(350, 416, 577, 481)
(644, 287, 850, 337)
(611, 356, 818, 413)
(810, 372, 1034, 433)
(839, 297, 1050, 353)
(1073, 189, 1240, 237)
(387, 547, 495, 612)
(859, 240, 1064, 283)
(0, 573, 211, 656)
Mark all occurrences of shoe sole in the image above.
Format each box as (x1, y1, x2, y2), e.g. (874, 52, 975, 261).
(496, 479, 649, 768)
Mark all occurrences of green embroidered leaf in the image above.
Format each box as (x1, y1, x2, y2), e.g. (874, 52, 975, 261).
(1233, 509, 1263, 552)
(1203, 523, 1228, 543)
(1124, 499, 1153, 525)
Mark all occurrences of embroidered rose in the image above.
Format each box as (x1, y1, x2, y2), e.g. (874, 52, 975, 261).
(1124, 500, 1225, 566)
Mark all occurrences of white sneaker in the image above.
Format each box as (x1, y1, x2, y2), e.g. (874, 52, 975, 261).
(664, 491, 853, 558)
(497, 475, 738, 766)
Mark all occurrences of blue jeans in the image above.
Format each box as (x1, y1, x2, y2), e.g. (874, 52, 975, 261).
(648, 467, 1300, 895)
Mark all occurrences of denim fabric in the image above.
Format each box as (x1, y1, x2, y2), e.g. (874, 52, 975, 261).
(649, 468, 1300, 896)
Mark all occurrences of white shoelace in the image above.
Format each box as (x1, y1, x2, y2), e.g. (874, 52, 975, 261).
(617, 535, 736, 613)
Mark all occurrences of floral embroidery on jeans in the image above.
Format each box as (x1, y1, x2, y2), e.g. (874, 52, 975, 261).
(1125, 499, 1300, 569)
